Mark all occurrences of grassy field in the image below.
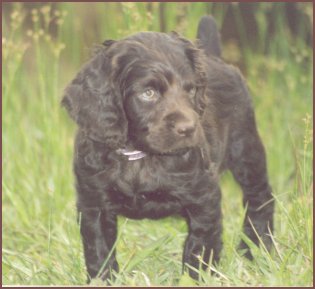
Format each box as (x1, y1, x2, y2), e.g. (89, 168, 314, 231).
(2, 3, 313, 286)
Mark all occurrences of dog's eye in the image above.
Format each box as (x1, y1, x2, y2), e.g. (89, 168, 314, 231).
(188, 87, 197, 99)
(139, 89, 157, 101)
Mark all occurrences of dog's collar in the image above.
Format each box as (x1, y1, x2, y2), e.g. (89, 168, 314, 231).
(116, 148, 147, 161)
(115, 147, 194, 161)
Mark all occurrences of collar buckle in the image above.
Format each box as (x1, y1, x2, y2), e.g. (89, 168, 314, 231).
(116, 148, 147, 161)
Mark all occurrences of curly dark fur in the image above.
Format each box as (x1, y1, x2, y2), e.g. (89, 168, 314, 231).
(62, 16, 274, 282)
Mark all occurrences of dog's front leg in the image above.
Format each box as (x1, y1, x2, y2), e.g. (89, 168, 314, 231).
(182, 188, 222, 280)
(79, 207, 118, 283)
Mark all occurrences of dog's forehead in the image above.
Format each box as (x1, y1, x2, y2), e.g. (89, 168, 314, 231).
(125, 32, 184, 51)
(110, 32, 195, 79)
(115, 32, 186, 60)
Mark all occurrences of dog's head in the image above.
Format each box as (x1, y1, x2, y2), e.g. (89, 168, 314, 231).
(62, 32, 208, 154)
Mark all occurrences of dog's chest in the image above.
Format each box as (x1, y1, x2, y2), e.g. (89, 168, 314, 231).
(106, 152, 205, 219)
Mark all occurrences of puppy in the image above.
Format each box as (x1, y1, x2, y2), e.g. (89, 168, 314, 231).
(62, 16, 274, 281)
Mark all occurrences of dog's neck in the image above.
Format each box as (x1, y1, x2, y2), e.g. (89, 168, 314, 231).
(116, 148, 147, 161)
(115, 140, 209, 161)
(115, 145, 192, 161)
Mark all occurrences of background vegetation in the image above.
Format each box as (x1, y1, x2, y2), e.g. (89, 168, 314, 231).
(2, 2, 313, 286)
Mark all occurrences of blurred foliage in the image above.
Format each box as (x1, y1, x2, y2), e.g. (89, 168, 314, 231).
(3, 2, 313, 72)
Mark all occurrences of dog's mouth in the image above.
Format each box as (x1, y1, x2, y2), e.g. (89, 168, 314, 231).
(143, 134, 200, 156)
(127, 123, 202, 157)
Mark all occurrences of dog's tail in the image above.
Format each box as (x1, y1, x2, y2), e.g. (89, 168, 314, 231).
(196, 15, 221, 58)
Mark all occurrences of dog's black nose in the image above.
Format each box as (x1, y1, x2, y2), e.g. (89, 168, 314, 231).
(175, 120, 196, 137)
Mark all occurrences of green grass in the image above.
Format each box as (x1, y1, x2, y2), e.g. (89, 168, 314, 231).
(2, 3, 313, 286)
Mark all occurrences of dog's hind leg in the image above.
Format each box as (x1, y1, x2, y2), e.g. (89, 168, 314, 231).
(228, 115, 274, 259)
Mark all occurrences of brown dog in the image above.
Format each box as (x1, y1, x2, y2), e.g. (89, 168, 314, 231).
(62, 16, 274, 282)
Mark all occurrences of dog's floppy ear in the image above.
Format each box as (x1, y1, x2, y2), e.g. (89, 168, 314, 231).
(170, 31, 208, 115)
(61, 42, 127, 148)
